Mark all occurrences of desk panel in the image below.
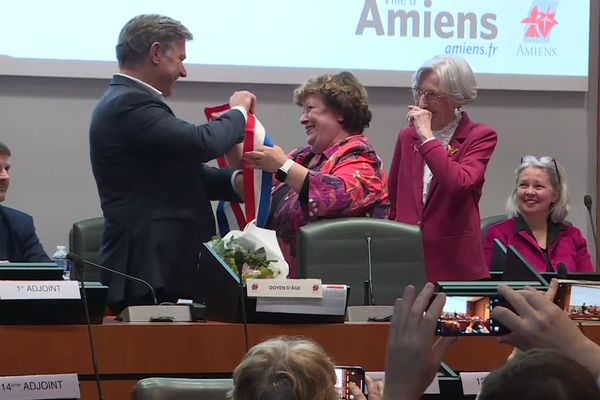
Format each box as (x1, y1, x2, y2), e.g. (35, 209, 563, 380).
(1, 321, 598, 399)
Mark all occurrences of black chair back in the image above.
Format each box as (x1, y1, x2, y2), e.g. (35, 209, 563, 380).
(297, 218, 427, 306)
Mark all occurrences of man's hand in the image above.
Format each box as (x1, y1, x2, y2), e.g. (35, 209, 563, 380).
(229, 91, 256, 114)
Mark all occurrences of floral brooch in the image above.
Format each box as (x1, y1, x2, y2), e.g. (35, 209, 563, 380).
(446, 144, 459, 156)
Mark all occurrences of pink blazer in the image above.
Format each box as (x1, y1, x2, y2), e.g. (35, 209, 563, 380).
(484, 217, 594, 273)
(389, 112, 497, 281)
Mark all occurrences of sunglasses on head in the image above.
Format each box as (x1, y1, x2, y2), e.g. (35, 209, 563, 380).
(520, 155, 561, 186)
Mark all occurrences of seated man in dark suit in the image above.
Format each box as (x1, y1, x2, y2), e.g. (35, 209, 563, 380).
(90, 14, 255, 312)
(0, 141, 50, 262)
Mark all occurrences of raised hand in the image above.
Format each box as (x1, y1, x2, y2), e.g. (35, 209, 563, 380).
(229, 91, 256, 114)
(406, 106, 433, 141)
(493, 282, 600, 378)
(383, 283, 456, 400)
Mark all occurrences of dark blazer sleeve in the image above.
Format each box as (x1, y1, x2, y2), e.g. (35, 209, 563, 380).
(115, 93, 246, 161)
(12, 212, 51, 262)
(200, 165, 241, 202)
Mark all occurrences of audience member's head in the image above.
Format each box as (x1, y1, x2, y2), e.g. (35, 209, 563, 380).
(0, 141, 11, 202)
(231, 337, 337, 400)
(479, 348, 600, 400)
(506, 156, 569, 223)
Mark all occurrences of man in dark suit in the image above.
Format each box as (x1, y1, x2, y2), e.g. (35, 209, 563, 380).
(0, 142, 50, 262)
(90, 14, 255, 311)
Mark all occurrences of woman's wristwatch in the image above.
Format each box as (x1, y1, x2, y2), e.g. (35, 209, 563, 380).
(275, 159, 295, 182)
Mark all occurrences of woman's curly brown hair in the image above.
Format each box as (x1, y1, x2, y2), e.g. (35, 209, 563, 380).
(293, 71, 372, 134)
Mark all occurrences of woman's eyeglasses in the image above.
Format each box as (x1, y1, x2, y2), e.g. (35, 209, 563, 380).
(410, 88, 445, 103)
(521, 155, 561, 186)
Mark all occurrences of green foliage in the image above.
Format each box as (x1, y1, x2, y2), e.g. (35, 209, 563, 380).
(209, 235, 277, 281)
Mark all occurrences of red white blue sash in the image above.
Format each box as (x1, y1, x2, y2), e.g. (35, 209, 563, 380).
(204, 105, 273, 235)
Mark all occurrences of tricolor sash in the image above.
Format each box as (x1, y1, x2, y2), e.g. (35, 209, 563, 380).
(204, 105, 273, 235)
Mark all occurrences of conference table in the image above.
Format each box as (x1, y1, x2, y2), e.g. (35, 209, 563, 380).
(1, 320, 599, 400)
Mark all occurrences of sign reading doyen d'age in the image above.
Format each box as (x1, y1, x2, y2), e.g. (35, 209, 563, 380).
(0, 280, 80, 300)
(246, 279, 323, 298)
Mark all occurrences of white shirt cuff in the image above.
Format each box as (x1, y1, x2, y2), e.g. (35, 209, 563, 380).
(421, 137, 436, 145)
(231, 169, 243, 191)
(231, 106, 248, 122)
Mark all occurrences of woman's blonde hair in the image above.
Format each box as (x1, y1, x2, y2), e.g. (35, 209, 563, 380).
(231, 337, 338, 400)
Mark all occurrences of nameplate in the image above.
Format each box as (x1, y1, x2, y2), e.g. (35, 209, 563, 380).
(460, 372, 490, 395)
(366, 371, 440, 395)
(0, 281, 81, 300)
(246, 279, 323, 298)
(255, 284, 347, 315)
(0, 373, 80, 400)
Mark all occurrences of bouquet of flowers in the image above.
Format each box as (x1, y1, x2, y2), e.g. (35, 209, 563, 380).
(208, 221, 289, 282)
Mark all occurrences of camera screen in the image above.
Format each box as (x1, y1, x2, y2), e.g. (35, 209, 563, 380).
(334, 367, 364, 399)
(436, 296, 508, 335)
(559, 284, 600, 321)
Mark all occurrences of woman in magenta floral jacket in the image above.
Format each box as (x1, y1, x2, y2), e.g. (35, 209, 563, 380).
(246, 72, 389, 275)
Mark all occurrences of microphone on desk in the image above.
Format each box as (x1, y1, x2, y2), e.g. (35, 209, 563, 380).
(67, 253, 199, 322)
(66, 252, 106, 400)
(234, 251, 250, 352)
(67, 252, 157, 305)
(556, 262, 568, 279)
(364, 235, 376, 306)
(584, 195, 600, 266)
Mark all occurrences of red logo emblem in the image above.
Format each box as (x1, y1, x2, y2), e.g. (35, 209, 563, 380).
(251, 283, 259, 290)
(522, 2, 559, 42)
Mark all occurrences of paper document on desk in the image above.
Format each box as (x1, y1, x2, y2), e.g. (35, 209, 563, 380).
(255, 284, 347, 315)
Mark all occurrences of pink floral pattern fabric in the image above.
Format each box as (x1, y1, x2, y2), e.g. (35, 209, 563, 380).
(268, 134, 389, 276)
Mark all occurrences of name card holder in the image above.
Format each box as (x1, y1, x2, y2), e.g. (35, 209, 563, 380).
(0, 373, 80, 400)
(0, 281, 107, 325)
(460, 371, 490, 395)
(0, 280, 81, 300)
(196, 244, 349, 323)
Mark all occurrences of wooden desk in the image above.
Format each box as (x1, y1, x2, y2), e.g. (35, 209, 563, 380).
(2, 321, 599, 399)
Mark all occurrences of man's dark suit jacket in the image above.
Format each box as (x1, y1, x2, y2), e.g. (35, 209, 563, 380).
(90, 75, 245, 308)
(0, 204, 50, 262)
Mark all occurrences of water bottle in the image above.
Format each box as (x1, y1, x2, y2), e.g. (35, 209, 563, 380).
(52, 245, 71, 280)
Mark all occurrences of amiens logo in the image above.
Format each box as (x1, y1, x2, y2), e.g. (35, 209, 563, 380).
(521, 1, 559, 43)
(516, 1, 558, 57)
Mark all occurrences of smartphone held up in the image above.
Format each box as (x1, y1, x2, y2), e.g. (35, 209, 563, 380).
(335, 366, 365, 399)
(436, 295, 510, 336)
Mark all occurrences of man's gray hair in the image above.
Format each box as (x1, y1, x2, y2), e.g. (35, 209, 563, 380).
(0, 141, 11, 156)
(412, 55, 477, 106)
(116, 14, 193, 68)
(505, 157, 570, 223)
